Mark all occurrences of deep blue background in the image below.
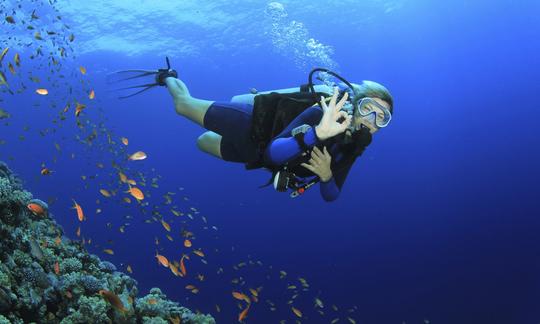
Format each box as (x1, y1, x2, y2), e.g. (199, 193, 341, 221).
(1, 0, 540, 323)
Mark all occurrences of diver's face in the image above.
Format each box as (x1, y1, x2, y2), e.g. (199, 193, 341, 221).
(353, 98, 391, 134)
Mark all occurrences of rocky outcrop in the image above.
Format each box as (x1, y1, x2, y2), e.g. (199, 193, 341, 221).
(0, 162, 215, 324)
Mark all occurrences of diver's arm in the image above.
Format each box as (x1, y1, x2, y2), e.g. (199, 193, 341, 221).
(231, 85, 333, 105)
(264, 127, 321, 165)
(319, 158, 355, 202)
(263, 108, 323, 166)
(320, 177, 340, 202)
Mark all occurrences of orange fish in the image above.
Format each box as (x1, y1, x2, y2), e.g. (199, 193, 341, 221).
(100, 189, 111, 197)
(147, 298, 158, 305)
(127, 265, 133, 273)
(126, 179, 137, 185)
(155, 252, 169, 267)
(249, 288, 258, 297)
(54, 261, 60, 274)
(169, 263, 180, 276)
(126, 186, 144, 200)
(238, 303, 250, 322)
(79, 66, 86, 75)
(183, 239, 192, 248)
(40, 167, 52, 175)
(232, 292, 251, 304)
(27, 203, 46, 216)
(55, 236, 62, 246)
(161, 219, 171, 232)
(89, 89, 95, 99)
(103, 249, 114, 255)
(118, 172, 127, 183)
(75, 102, 86, 117)
(128, 151, 147, 161)
(99, 290, 127, 313)
(72, 200, 84, 221)
(169, 316, 181, 324)
(292, 307, 302, 318)
(121, 137, 129, 145)
(179, 255, 187, 276)
(193, 250, 204, 257)
(36, 88, 48, 95)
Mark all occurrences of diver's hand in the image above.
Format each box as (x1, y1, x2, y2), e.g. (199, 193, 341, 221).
(315, 87, 352, 141)
(301, 146, 333, 182)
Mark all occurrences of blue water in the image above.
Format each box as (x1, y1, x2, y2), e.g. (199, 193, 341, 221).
(1, 0, 540, 323)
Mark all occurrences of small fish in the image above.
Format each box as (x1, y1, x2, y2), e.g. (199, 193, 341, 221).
(127, 265, 133, 273)
(76, 226, 81, 237)
(249, 87, 258, 94)
(31, 10, 39, 20)
(55, 236, 62, 246)
(69, 34, 75, 42)
(169, 262, 180, 276)
(126, 186, 144, 200)
(249, 288, 258, 297)
(54, 261, 60, 274)
(40, 168, 52, 175)
(232, 291, 251, 304)
(0, 47, 8, 63)
(155, 252, 169, 267)
(99, 290, 127, 313)
(72, 199, 84, 221)
(103, 249, 114, 255)
(147, 298, 158, 305)
(0, 71, 7, 86)
(121, 137, 128, 145)
(292, 307, 302, 318)
(79, 66, 86, 75)
(14, 53, 20, 66)
(34, 32, 43, 40)
(126, 179, 136, 185)
(89, 90, 95, 99)
(193, 250, 205, 257)
(36, 88, 48, 95)
(0, 109, 9, 119)
(5, 16, 15, 24)
(27, 203, 46, 216)
(4, 57, 15, 73)
(179, 255, 187, 276)
(75, 102, 86, 117)
(128, 151, 147, 161)
(238, 303, 250, 322)
(161, 219, 171, 232)
(184, 239, 192, 248)
(100, 189, 111, 197)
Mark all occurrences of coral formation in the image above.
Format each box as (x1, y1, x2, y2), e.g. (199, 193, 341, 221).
(0, 162, 215, 324)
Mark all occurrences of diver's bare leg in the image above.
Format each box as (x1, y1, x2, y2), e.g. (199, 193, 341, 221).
(196, 131, 223, 159)
(165, 77, 214, 128)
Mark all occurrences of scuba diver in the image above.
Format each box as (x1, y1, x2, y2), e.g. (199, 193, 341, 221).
(110, 58, 393, 201)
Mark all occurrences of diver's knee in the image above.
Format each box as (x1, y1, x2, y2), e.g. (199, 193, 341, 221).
(196, 132, 212, 151)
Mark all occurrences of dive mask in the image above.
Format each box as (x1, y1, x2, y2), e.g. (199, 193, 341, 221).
(355, 97, 392, 128)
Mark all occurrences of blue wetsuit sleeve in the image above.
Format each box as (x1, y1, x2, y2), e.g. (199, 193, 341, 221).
(320, 157, 355, 202)
(263, 107, 323, 166)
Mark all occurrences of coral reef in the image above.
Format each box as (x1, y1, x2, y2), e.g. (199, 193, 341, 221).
(0, 162, 215, 324)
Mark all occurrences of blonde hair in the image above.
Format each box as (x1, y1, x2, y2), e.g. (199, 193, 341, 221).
(352, 80, 394, 115)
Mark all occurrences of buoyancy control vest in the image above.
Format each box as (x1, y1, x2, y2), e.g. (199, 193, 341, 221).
(245, 89, 373, 197)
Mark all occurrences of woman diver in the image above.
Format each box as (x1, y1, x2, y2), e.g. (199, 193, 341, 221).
(111, 60, 393, 201)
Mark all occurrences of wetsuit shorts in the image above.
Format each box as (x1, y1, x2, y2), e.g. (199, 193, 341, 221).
(202, 101, 259, 163)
